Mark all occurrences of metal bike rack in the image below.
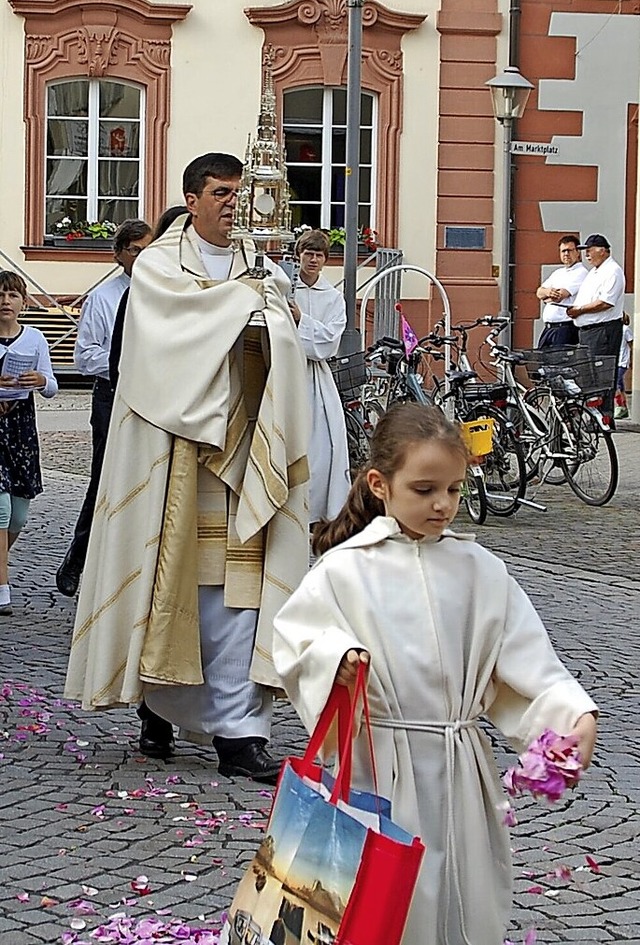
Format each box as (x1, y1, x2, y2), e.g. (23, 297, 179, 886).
(356, 264, 453, 411)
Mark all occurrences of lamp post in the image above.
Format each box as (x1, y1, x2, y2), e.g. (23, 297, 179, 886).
(486, 66, 534, 347)
(341, 0, 364, 355)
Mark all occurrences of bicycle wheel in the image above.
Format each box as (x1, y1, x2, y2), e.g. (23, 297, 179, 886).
(522, 387, 567, 485)
(464, 404, 526, 516)
(512, 389, 549, 482)
(559, 404, 619, 506)
(462, 465, 487, 525)
(344, 407, 372, 475)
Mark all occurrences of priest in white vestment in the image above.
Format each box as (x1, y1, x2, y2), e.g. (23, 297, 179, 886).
(289, 229, 350, 523)
(64, 153, 310, 785)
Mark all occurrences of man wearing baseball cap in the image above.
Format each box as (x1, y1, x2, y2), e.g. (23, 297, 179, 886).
(566, 234, 625, 420)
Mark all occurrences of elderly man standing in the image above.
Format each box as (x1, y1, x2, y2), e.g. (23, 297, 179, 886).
(64, 153, 309, 784)
(536, 235, 587, 348)
(567, 233, 625, 420)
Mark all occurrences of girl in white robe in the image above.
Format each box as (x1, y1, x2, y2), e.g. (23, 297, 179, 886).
(273, 403, 598, 945)
(289, 229, 350, 522)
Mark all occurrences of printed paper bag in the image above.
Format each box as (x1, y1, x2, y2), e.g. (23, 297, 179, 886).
(220, 666, 425, 945)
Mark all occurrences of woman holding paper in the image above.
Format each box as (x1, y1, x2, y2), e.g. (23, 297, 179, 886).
(0, 270, 58, 615)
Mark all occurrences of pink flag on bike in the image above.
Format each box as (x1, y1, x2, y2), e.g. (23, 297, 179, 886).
(396, 303, 418, 356)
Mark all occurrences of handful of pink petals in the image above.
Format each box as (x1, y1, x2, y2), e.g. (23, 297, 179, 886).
(503, 729, 583, 802)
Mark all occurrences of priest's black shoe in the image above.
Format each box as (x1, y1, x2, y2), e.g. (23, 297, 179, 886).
(56, 550, 83, 597)
(137, 705, 175, 759)
(215, 737, 282, 786)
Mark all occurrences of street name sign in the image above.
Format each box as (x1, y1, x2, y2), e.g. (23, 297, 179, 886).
(510, 141, 560, 156)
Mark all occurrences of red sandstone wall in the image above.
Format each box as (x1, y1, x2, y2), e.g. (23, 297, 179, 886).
(513, 0, 638, 348)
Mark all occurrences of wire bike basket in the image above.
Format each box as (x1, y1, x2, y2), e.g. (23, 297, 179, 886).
(516, 344, 589, 380)
(517, 346, 616, 396)
(328, 350, 369, 401)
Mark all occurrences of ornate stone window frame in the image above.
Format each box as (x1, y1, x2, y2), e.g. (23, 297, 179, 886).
(9, 0, 191, 260)
(244, 0, 426, 250)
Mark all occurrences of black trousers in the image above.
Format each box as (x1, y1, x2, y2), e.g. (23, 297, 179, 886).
(65, 378, 114, 568)
(578, 320, 623, 421)
(538, 322, 579, 348)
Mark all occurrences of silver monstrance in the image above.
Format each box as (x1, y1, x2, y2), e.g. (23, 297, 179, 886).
(230, 45, 294, 280)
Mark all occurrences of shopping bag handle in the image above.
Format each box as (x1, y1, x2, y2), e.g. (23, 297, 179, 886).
(330, 661, 380, 805)
(301, 677, 352, 782)
(301, 661, 379, 805)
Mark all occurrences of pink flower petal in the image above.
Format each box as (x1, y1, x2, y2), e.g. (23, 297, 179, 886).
(586, 855, 601, 873)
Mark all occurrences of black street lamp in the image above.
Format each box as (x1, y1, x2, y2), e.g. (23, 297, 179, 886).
(486, 66, 534, 345)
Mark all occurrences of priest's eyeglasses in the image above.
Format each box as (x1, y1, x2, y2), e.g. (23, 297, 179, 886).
(203, 186, 241, 203)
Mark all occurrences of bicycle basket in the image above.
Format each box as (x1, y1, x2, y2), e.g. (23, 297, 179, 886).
(516, 345, 590, 380)
(547, 356, 617, 396)
(460, 417, 494, 457)
(328, 350, 369, 400)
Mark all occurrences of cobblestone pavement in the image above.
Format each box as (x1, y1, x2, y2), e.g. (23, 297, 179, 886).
(1, 397, 638, 944)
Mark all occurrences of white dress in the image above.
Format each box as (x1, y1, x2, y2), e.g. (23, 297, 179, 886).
(294, 274, 350, 521)
(273, 517, 598, 945)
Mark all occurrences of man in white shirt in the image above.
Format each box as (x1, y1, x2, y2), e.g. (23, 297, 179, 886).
(56, 219, 152, 597)
(536, 235, 587, 348)
(566, 233, 625, 419)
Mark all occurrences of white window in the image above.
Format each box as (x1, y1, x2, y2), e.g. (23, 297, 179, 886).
(283, 87, 376, 231)
(45, 79, 145, 233)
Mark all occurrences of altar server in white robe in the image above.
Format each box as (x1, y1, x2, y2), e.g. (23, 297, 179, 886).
(273, 403, 598, 945)
(289, 229, 350, 523)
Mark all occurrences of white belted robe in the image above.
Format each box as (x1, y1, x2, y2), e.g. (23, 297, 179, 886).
(294, 274, 350, 521)
(273, 517, 597, 945)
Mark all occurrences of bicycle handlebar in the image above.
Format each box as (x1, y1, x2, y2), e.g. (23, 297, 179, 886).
(450, 315, 509, 332)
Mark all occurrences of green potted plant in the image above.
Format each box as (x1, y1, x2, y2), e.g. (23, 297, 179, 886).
(326, 226, 378, 255)
(44, 217, 118, 248)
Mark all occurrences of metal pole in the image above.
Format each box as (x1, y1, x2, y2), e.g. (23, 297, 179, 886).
(340, 0, 364, 355)
(499, 116, 513, 348)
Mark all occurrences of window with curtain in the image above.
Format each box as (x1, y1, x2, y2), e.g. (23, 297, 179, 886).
(45, 79, 145, 233)
(283, 87, 376, 232)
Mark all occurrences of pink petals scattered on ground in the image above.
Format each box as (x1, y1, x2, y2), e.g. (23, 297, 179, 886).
(503, 729, 583, 802)
(61, 913, 224, 944)
(504, 931, 536, 945)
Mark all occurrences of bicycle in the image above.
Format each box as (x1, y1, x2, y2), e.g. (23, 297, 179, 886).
(366, 335, 489, 524)
(418, 318, 528, 517)
(482, 335, 619, 507)
(328, 349, 375, 474)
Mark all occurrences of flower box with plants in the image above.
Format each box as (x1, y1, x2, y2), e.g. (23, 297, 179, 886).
(292, 224, 378, 256)
(44, 218, 117, 248)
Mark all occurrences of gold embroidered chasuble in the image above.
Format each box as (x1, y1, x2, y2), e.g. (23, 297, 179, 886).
(64, 219, 309, 708)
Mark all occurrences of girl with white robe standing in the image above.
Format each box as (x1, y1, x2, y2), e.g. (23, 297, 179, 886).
(273, 403, 598, 945)
(288, 229, 350, 523)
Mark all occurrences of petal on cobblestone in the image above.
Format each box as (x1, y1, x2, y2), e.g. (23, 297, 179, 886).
(70, 899, 99, 914)
(130, 876, 151, 896)
(585, 854, 601, 873)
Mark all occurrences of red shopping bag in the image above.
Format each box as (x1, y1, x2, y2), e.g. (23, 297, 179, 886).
(220, 664, 425, 945)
